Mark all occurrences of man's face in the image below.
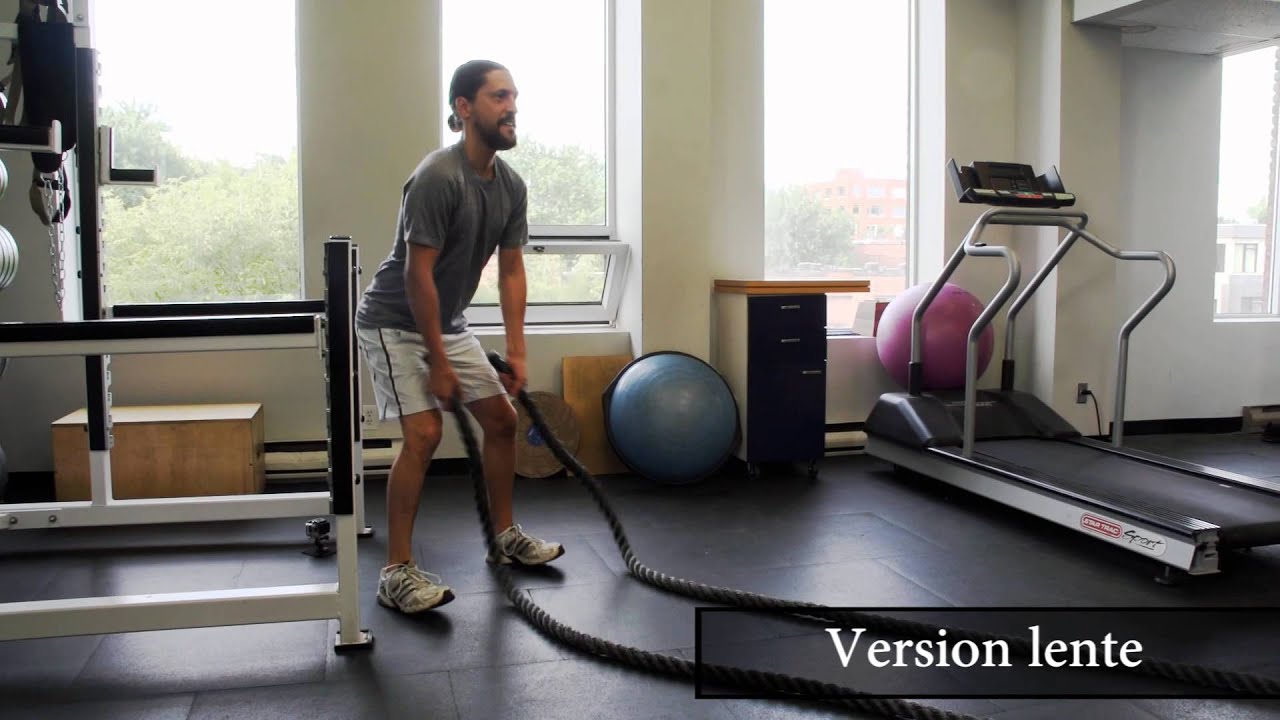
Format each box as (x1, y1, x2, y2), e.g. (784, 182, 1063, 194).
(462, 69, 518, 151)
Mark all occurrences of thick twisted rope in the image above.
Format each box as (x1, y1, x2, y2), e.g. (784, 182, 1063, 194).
(452, 352, 1280, 718)
(450, 391, 982, 720)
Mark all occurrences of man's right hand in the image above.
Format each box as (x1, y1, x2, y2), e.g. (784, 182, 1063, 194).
(428, 363, 461, 410)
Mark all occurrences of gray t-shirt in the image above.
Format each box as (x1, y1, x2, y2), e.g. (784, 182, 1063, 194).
(356, 142, 528, 335)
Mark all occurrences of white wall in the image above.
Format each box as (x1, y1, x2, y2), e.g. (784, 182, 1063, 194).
(935, 0, 1019, 394)
(1119, 47, 1280, 420)
(1013, 0, 1063, 405)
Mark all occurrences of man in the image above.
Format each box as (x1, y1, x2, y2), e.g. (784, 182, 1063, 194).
(355, 60, 564, 615)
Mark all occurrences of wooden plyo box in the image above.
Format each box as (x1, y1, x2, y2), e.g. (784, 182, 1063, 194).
(52, 404, 266, 501)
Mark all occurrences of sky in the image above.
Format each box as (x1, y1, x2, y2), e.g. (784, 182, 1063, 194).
(86, 0, 1273, 219)
(1219, 46, 1278, 225)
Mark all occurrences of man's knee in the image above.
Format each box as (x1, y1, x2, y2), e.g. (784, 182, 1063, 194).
(400, 410, 444, 458)
(474, 396, 517, 439)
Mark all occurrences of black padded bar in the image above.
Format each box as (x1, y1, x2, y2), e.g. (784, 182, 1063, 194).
(326, 237, 355, 516)
(76, 47, 102, 321)
(86, 356, 109, 452)
(112, 300, 326, 318)
(0, 314, 316, 344)
(107, 168, 158, 185)
(350, 245, 362, 447)
(75, 46, 108, 455)
(0, 124, 60, 150)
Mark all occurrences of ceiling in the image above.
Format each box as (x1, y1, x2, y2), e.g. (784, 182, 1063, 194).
(1074, 0, 1280, 55)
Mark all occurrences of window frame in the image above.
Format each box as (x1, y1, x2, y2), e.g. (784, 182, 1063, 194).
(77, 0, 308, 308)
(442, 0, 621, 325)
(461, 240, 630, 326)
(1215, 40, 1280, 320)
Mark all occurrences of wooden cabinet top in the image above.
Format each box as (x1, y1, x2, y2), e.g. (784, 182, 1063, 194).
(713, 279, 871, 295)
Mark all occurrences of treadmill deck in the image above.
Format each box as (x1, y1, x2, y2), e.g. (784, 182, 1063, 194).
(954, 438, 1280, 547)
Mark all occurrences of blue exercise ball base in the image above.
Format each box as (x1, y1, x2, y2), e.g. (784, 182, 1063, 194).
(603, 351, 741, 485)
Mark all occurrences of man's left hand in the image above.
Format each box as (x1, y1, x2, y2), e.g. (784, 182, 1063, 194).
(502, 354, 528, 396)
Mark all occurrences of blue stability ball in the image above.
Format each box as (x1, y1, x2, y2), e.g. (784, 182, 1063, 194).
(603, 351, 740, 484)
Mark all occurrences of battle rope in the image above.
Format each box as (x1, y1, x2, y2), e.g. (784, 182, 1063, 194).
(452, 352, 1280, 719)
(451, 392, 979, 719)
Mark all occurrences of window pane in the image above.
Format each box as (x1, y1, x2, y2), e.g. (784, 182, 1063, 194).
(470, 253, 607, 305)
(1216, 45, 1277, 316)
(441, 0, 608, 230)
(763, 0, 910, 332)
(93, 1, 301, 305)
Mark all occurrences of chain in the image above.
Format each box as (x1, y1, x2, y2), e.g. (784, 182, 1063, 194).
(40, 173, 66, 312)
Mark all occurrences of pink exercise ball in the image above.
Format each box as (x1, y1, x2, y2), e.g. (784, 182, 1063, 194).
(876, 282, 994, 392)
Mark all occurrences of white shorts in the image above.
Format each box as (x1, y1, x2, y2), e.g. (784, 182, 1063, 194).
(356, 326, 507, 419)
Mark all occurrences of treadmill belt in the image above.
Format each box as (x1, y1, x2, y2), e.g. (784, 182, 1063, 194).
(973, 439, 1280, 546)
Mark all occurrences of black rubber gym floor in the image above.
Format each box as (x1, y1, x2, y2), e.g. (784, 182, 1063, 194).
(2, 431, 1280, 719)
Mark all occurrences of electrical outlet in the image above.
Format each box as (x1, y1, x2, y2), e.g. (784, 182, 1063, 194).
(1076, 383, 1089, 404)
(362, 405, 380, 431)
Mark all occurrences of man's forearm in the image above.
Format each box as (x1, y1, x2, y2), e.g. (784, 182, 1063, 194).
(499, 265, 527, 357)
(407, 271, 450, 364)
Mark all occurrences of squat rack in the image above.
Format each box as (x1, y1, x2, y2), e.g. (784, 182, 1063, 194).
(0, 7, 373, 650)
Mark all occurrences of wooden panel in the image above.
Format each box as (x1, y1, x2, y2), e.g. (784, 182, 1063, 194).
(53, 404, 265, 501)
(713, 279, 871, 295)
(561, 355, 633, 476)
(52, 404, 263, 425)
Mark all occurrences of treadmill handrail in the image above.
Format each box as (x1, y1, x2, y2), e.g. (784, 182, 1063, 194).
(999, 217, 1175, 447)
(910, 207, 1023, 457)
(910, 206, 1174, 456)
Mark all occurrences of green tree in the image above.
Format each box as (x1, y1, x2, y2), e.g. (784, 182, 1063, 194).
(501, 137, 607, 226)
(102, 153, 301, 304)
(764, 185, 860, 273)
(96, 107, 611, 306)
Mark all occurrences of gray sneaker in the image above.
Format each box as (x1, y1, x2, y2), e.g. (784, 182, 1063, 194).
(377, 562, 455, 613)
(488, 524, 565, 566)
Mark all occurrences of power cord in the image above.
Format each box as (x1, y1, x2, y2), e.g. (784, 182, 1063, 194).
(1084, 389, 1102, 437)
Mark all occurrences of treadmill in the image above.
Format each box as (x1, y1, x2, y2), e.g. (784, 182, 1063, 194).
(864, 160, 1280, 582)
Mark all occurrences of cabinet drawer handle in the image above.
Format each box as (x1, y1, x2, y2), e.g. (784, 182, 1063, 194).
(780, 338, 801, 344)
(801, 369, 823, 375)
(780, 304, 801, 310)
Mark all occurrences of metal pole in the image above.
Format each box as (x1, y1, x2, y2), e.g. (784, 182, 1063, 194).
(961, 243, 1021, 458)
(1072, 229, 1176, 446)
(1003, 226, 1081, 385)
(910, 209, 1004, 395)
(324, 236, 371, 650)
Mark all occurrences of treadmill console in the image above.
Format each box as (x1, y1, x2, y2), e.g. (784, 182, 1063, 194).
(948, 159, 1075, 208)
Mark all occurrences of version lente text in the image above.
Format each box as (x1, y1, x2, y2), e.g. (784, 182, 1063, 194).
(826, 627, 1144, 669)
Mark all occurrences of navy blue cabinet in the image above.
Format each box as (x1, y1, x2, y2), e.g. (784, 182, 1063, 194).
(714, 289, 827, 478)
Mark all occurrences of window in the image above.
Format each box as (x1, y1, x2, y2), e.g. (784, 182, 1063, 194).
(1236, 243, 1260, 273)
(442, 0, 625, 325)
(88, 0, 301, 305)
(764, 0, 911, 333)
(1216, 44, 1277, 317)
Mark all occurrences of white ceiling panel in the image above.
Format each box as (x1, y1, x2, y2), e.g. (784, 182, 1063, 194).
(1075, 0, 1280, 55)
